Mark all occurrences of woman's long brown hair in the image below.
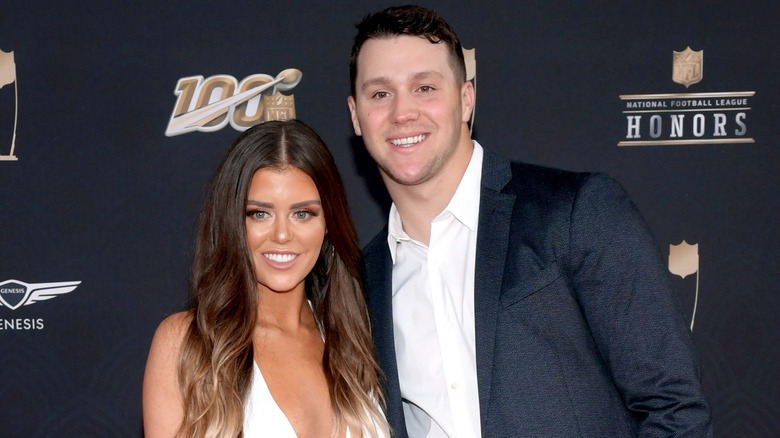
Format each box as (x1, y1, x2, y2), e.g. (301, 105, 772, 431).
(177, 120, 386, 437)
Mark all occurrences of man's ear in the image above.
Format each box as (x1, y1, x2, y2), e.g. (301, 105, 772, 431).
(347, 96, 362, 136)
(460, 81, 475, 123)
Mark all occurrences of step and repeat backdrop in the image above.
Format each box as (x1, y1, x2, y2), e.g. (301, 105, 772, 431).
(1, 1, 778, 436)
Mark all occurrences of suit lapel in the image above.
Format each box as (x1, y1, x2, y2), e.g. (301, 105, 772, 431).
(364, 232, 408, 437)
(474, 152, 515, 427)
(366, 151, 514, 435)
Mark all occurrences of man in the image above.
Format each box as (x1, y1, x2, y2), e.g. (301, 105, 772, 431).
(347, 5, 712, 437)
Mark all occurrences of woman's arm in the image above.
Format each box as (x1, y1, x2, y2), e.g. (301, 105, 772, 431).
(142, 312, 190, 438)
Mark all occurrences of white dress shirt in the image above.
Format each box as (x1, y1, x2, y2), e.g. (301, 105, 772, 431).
(388, 141, 483, 438)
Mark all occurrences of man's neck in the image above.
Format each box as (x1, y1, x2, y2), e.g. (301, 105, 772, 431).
(386, 139, 474, 245)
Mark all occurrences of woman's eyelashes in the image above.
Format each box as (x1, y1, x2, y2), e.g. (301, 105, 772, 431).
(246, 209, 271, 221)
(292, 209, 319, 221)
(245, 207, 320, 222)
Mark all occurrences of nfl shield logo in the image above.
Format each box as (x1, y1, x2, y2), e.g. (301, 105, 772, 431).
(673, 47, 703, 88)
(669, 241, 699, 279)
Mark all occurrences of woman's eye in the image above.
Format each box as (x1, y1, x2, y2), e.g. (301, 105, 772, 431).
(293, 210, 312, 220)
(247, 210, 269, 220)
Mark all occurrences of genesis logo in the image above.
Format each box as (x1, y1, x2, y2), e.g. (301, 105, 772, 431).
(165, 68, 302, 136)
(0, 279, 80, 310)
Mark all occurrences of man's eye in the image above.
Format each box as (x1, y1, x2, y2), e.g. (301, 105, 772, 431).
(418, 85, 434, 93)
(373, 91, 389, 99)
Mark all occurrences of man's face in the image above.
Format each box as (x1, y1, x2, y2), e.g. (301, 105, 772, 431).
(348, 35, 474, 188)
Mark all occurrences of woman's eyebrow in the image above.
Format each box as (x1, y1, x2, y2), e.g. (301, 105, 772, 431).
(290, 200, 322, 209)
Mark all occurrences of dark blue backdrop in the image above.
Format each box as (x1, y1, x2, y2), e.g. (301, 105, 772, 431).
(1, 1, 778, 436)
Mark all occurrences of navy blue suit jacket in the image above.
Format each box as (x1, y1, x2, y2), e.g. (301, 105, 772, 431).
(363, 151, 712, 437)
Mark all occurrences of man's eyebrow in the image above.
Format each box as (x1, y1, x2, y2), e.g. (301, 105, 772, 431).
(411, 71, 445, 81)
(360, 71, 446, 91)
(360, 76, 392, 91)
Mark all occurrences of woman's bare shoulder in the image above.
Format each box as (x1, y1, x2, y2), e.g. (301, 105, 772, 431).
(154, 310, 192, 345)
(144, 310, 193, 385)
(143, 310, 193, 437)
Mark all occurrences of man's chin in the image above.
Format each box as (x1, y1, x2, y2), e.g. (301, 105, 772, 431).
(381, 169, 432, 187)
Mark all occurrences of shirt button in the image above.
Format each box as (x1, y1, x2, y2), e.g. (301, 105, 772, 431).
(451, 381, 460, 389)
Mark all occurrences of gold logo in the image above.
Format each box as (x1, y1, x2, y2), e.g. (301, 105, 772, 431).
(672, 47, 703, 88)
(0, 49, 18, 161)
(669, 241, 700, 331)
(165, 68, 302, 137)
(669, 240, 699, 279)
(619, 47, 754, 147)
(261, 92, 296, 122)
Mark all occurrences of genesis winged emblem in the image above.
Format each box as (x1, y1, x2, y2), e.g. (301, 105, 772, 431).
(0, 279, 81, 310)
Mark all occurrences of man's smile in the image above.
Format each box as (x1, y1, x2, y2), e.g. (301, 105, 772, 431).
(390, 134, 427, 147)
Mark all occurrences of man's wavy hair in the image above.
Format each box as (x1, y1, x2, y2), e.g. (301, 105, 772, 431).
(349, 5, 466, 95)
(177, 119, 387, 437)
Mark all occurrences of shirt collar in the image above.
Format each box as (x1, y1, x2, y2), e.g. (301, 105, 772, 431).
(387, 141, 484, 263)
(387, 203, 404, 262)
(444, 140, 483, 232)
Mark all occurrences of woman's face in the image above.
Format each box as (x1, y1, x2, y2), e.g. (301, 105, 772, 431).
(245, 166, 326, 296)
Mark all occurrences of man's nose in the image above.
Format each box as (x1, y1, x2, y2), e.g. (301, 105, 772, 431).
(391, 92, 419, 124)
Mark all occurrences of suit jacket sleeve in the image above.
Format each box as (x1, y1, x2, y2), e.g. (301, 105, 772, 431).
(563, 173, 712, 436)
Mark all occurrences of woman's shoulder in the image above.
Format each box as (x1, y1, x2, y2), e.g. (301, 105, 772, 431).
(144, 311, 193, 397)
(143, 310, 193, 437)
(146, 310, 193, 377)
(155, 310, 192, 341)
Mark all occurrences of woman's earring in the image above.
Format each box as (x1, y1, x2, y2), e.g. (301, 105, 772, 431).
(325, 246, 336, 276)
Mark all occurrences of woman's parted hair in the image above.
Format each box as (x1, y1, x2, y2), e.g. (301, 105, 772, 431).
(178, 119, 386, 437)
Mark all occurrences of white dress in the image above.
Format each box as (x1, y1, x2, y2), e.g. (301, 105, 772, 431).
(243, 300, 322, 436)
(243, 361, 299, 437)
(242, 362, 387, 437)
(243, 303, 386, 437)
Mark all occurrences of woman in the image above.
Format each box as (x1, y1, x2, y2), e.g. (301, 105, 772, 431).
(143, 120, 388, 438)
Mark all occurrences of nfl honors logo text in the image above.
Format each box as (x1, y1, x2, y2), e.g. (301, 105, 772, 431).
(0, 279, 81, 330)
(619, 47, 755, 147)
